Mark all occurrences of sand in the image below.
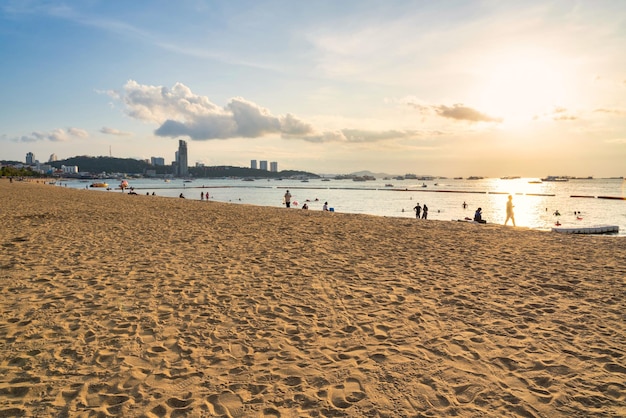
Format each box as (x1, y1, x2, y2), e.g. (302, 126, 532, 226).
(0, 179, 624, 418)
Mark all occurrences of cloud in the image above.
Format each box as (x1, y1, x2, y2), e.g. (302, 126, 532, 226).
(16, 127, 89, 142)
(434, 105, 502, 123)
(113, 80, 442, 144)
(100, 127, 132, 136)
(533, 106, 579, 121)
(593, 108, 626, 116)
(401, 98, 502, 123)
(113, 80, 315, 140)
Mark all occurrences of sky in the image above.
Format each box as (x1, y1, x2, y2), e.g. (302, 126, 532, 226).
(1, 0, 625, 177)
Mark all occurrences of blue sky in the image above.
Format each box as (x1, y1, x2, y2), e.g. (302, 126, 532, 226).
(1, 0, 625, 177)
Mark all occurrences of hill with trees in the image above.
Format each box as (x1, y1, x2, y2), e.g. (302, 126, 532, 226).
(48, 156, 318, 179)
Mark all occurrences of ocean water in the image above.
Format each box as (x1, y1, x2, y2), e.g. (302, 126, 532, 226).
(60, 177, 626, 236)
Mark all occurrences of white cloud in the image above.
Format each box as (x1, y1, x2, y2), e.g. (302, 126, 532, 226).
(16, 127, 89, 142)
(114, 80, 423, 144)
(400, 97, 502, 123)
(100, 127, 132, 136)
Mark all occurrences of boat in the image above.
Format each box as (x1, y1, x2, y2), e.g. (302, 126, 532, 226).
(552, 225, 619, 235)
(385, 184, 394, 187)
(90, 182, 108, 188)
(541, 176, 569, 182)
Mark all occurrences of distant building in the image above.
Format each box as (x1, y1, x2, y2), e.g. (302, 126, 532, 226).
(151, 157, 165, 166)
(61, 165, 79, 174)
(251, 160, 257, 170)
(26, 152, 34, 165)
(48, 154, 57, 163)
(175, 140, 188, 177)
(270, 161, 278, 172)
(259, 160, 268, 171)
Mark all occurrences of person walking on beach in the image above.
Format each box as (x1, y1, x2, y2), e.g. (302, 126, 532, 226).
(284, 190, 292, 208)
(413, 203, 421, 219)
(505, 195, 516, 226)
(422, 204, 429, 219)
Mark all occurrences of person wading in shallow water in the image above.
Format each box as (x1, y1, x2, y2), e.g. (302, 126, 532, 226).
(413, 203, 421, 219)
(283, 190, 292, 208)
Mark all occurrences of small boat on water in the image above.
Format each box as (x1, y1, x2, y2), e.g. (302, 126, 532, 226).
(90, 182, 108, 188)
(552, 225, 619, 235)
(542, 176, 569, 182)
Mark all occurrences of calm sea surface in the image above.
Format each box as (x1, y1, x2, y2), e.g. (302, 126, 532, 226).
(59, 177, 626, 236)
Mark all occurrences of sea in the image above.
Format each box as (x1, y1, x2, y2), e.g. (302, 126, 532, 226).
(57, 177, 626, 236)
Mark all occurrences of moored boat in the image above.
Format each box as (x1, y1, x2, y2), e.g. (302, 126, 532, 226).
(90, 182, 108, 188)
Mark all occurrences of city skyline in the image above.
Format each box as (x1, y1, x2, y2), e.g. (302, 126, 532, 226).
(1, 1, 625, 178)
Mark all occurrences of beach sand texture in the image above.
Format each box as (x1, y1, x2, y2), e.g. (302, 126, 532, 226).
(1, 180, 625, 417)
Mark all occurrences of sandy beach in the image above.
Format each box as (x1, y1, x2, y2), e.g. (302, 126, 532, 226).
(1, 179, 624, 417)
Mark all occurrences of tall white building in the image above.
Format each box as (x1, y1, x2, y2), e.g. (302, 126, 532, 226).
(270, 161, 278, 172)
(250, 160, 257, 169)
(61, 165, 79, 174)
(175, 140, 188, 177)
(259, 160, 268, 171)
(48, 154, 57, 162)
(26, 152, 34, 165)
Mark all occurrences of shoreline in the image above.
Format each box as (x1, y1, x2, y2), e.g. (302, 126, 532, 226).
(1, 179, 625, 417)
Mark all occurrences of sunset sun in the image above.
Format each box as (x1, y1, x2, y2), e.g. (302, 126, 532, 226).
(474, 48, 571, 124)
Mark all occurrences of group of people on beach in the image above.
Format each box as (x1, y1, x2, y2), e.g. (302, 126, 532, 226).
(412, 203, 429, 219)
(469, 195, 516, 225)
(283, 190, 329, 211)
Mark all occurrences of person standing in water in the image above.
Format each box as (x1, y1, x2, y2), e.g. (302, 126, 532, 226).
(422, 204, 428, 219)
(413, 203, 421, 219)
(283, 190, 292, 208)
(505, 195, 516, 226)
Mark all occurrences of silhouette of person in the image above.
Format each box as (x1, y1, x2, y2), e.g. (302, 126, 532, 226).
(422, 204, 428, 219)
(474, 207, 486, 223)
(284, 190, 292, 208)
(413, 203, 421, 218)
(505, 195, 516, 226)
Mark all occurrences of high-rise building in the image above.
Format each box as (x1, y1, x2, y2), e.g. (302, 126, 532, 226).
(26, 152, 34, 165)
(259, 160, 268, 171)
(270, 161, 278, 172)
(48, 154, 57, 162)
(251, 160, 257, 170)
(176, 140, 188, 177)
(151, 157, 165, 166)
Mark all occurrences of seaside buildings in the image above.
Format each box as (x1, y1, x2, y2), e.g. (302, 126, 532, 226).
(26, 152, 34, 165)
(173, 140, 188, 177)
(151, 157, 165, 166)
(251, 159, 278, 172)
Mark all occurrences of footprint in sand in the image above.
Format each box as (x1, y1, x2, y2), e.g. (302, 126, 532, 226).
(208, 391, 244, 417)
(328, 378, 366, 409)
(453, 383, 484, 403)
